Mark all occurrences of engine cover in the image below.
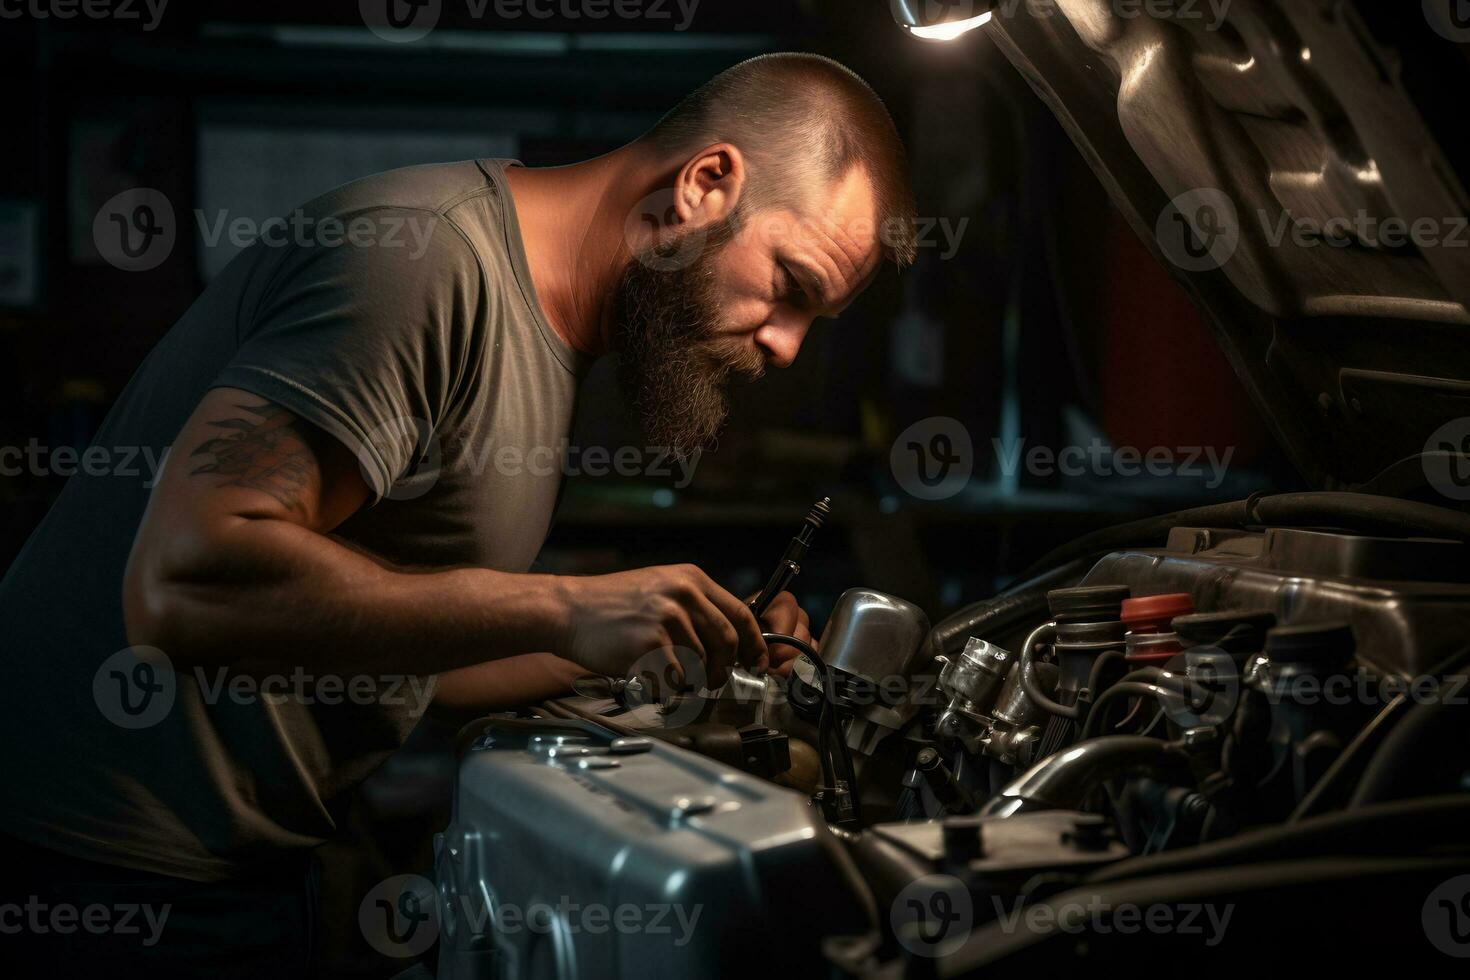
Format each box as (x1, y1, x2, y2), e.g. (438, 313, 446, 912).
(435, 717, 867, 980)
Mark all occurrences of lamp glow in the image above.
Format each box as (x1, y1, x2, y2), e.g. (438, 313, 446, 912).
(903, 10, 993, 40)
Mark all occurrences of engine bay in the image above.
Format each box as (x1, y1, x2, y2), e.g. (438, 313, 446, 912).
(438, 491, 1470, 976)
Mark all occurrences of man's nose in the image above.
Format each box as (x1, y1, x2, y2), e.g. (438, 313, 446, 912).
(753, 317, 811, 370)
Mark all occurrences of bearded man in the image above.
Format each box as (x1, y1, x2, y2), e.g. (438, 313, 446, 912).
(0, 52, 914, 974)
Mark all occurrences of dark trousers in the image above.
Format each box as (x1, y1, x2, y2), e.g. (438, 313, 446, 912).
(0, 833, 316, 979)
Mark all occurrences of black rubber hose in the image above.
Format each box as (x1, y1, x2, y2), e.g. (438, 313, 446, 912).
(764, 631, 859, 821)
(928, 557, 1094, 657)
(1016, 492, 1470, 581)
(1345, 645, 1470, 808)
(1079, 682, 1174, 742)
(1088, 794, 1470, 884)
(1019, 624, 1077, 720)
(1350, 694, 1470, 806)
(981, 735, 1192, 816)
(1288, 694, 1411, 821)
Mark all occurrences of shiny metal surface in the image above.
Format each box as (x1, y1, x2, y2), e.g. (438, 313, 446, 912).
(819, 588, 932, 684)
(984, 0, 1470, 491)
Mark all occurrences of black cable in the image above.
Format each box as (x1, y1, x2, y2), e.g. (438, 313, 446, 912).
(763, 633, 853, 798)
(1078, 676, 1192, 742)
(763, 632, 860, 824)
(1085, 650, 1127, 704)
(764, 632, 836, 791)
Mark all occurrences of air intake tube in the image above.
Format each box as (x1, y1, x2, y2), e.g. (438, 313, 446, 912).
(980, 736, 1192, 817)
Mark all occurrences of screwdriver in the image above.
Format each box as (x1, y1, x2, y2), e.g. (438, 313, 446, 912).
(748, 496, 831, 619)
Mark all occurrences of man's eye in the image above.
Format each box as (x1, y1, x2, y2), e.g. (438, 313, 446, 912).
(782, 267, 808, 305)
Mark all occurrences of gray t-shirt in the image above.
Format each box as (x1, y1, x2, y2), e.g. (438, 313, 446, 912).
(0, 159, 587, 881)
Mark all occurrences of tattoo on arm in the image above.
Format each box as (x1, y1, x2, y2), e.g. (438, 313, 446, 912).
(189, 401, 315, 512)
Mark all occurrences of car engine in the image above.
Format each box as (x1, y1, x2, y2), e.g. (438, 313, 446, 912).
(436, 491, 1470, 976)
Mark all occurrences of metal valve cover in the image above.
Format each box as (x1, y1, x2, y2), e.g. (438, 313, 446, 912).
(435, 717, 866, 979)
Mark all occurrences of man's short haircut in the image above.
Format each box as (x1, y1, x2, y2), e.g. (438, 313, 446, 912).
(644, 52, 918, 267)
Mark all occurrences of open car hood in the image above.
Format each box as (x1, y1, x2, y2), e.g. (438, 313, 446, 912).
(983, 0, 1470, 495)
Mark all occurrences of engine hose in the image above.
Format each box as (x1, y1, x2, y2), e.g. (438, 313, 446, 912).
(1085, 650, 1129, 702)
(764, 631, 859, 822)
(1350, 694, 1470, 806)
(1016, 491, 1470, 581)
(1288, 694, 1411, 821)
(1020, 622, 1078, 720)
(1346, 645, 1470, 807)
(981, 735, 1192, 816)
(1079, 670, 1192, 742)
(1088, 794, 1470, 885)
(928, 557, 1094, 657)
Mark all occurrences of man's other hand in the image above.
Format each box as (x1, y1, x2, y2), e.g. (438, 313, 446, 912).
(553, 564, 766, 689)
(752, 590, 813, 678)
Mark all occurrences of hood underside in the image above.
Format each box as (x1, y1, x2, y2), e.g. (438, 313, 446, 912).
(985, 0, 1470, 496)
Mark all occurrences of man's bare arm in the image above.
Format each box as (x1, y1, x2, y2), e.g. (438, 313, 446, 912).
(124, 388, 766, 681)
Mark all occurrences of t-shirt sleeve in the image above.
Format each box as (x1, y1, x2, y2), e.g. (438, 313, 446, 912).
(213, 209, 483, 503)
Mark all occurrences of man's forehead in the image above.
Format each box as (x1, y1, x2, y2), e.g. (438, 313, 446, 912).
(741, 167, 886, 306)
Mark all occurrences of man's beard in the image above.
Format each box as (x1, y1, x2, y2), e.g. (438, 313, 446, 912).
(612, 217, 766, 459)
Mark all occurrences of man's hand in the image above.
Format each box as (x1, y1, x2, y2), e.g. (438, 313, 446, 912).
(751, 590, 814, 677)
(552, 564, 766, 688)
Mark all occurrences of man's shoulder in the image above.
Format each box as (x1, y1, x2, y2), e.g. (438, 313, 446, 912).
(301, 159, 506, 226)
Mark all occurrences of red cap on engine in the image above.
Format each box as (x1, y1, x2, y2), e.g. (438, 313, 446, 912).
(1121, 594, 1195, 635)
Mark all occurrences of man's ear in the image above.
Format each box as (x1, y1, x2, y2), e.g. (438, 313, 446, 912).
(672, 143, 746, 227)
